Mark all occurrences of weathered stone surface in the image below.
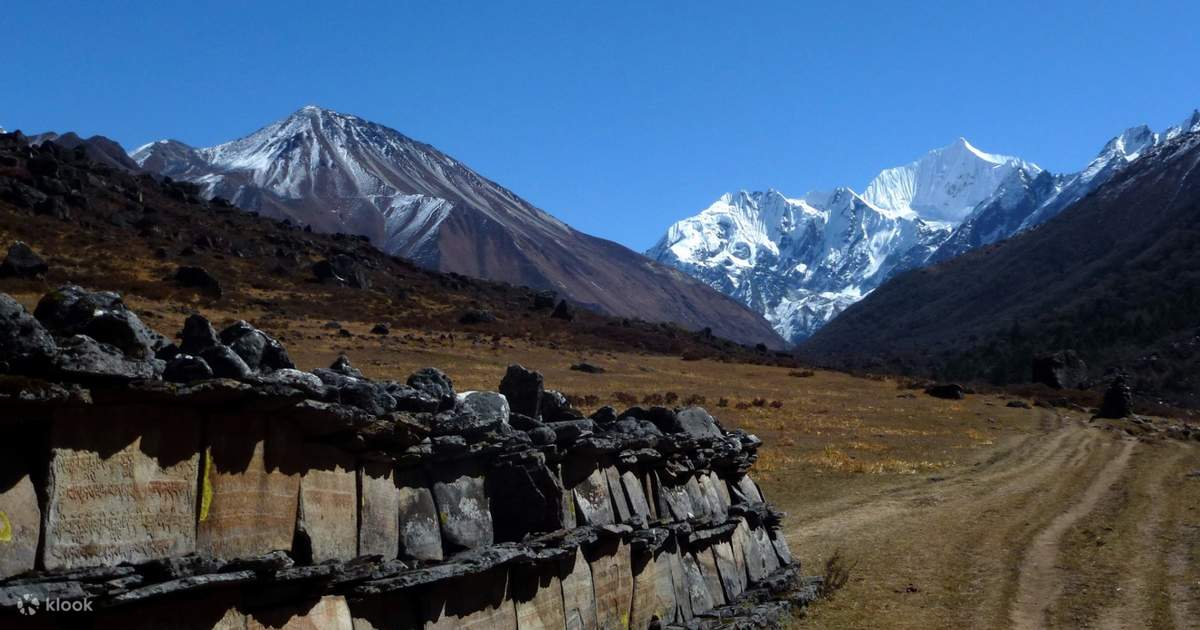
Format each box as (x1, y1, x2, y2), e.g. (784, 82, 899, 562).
(1032, 350, 1088, 390)
(92, 591, 246, 630)
(656, 475, 691, 522)
(359, 462, 400, 559)
(395, 467, 442, 562)
(560, 547, 599, 630)
(297, 444, 358, 563)
(733, 518, 766, 584)
(511, 563, 567, 630)
(198, 417, 301, 559)
(680, 551, 715, 617)
(695, 546, 727, 606)
(698, 472, 728, 521)
(752, 526, 780, 574)
(0, 472, 38, 579)
(558, 464, 577, 530)
(423, 567, 516, 630)
(684, 475, 712, 520)
(572, 467, 615, 526)
(0, 293, 57, 372)
(769, 530, 793, 566)
(499, 364, 543, 418)
(731, 474, 763, 504)
(431, 459, 493, 552)
(631, 550, 675, 629)
(603, 466, 633, 524)
(247, 595, 354, 630)
(589, 538, 633, 630)
(43, 408, 200, 570)
(349, 591, 421, 630)
(663, 547, 692, 622)
(490, 451, 565, 542)
(673, 406, 723, 438)
(620, 470, 652, 520)
(712, 540, 746, 601)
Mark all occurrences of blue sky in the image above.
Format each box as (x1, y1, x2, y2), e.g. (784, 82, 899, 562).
(5, 0, 1199, 250)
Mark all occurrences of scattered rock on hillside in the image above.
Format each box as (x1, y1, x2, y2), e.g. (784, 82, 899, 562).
(570, 362, 605, 374)
(370, 323, 389, 335)
(925, 383, 966, 400)
(1098, 376, 1134, 418)
(1006, 400, 1032, 409)
(312, 254, 370, 289)
(458, 309, 496, 325)
(1032, 350, 1088, 389)
(0, 241, 48, 278)
(174, 266, 222, 298)
(551, 300, 575, 321)
(500, 364, 543, 418)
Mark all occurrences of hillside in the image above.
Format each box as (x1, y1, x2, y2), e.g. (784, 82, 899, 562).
(802, 130, 1200, 406)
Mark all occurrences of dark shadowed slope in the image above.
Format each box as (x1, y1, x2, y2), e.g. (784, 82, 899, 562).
(802, 130, 1200, 406)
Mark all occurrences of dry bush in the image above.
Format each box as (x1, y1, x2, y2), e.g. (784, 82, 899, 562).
(612, 391, 639, 406)
(564, 393, 600, 408)
(735, 401, 751, 410)
(683, 394, 706, 406)
(717, 397, 729, 408)
(769, 400, 783, 408)
(818, 549, 856, 599)
(641, 392, 665, 406)
(664, 391, 679, 405)
(751, 397, 767, 407)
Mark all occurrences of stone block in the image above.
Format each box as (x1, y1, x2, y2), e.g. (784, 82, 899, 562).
(698, 473, 728, 521)
(93, 591, 246, 629)
(680, 551, 715, 616)
(247, 595, 354, 629)
(695, 546, 726, 607)
(655, 475, 691, 522)
(712, 540, 745, 601)
(619, 471, 652, 520)
(684, 476, 711, 521)
(511, 562, 567, 630)
(297, 444, 358, 563)
(588, 538, 633, 630)
(43, 407, 201, 570)
(0, 448, 39, 579)
(431, 459, 493, 552)
(602, 466, 632, 523)
(572, 467, 614, 526)
(769, 530, 793, 566)
(558, 464, 577, 530)
(641, 471, 658, 520)
(631, 549, 678, 629)
(560, 547, 598, 630)
(732, 518, 765, 584)
(731, 474, 763, 503)
(198, 417, 301, 560)
(752, 525, 780, 574)
(423, 567, 516, 630)
(395, 467, 442, 562)
(358, 462, 400, 559)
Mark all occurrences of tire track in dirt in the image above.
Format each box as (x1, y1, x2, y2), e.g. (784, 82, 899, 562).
(1008, 437, 1137, 630)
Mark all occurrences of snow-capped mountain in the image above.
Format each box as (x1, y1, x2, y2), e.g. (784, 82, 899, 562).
(132, 106, 785, 348)
(650, 109, 1200, 344)
(648, 138, 1028, 342)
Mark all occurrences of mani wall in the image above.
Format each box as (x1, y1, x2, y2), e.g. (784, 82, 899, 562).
(0, 288, 814, 629)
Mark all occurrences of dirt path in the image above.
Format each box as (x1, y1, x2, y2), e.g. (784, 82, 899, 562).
(786, 414, 1200, 629)
(1009, 438, 1135, 629)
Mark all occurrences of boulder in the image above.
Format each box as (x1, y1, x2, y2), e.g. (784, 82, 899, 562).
(432, 392, 509, 437)
(458, 309, 496, 325)
(174, 266, 222, 298)
(312, 254, 370, 289)
(673, 406, 723, 438)
(407, 367, 456, 411)
(1032, 350, 1088, 389)
(0, 293, 57, 373)
(0, 241, 48, 278)
(179, 314, 219, 355)
(163, 354, 213, 383)
(499, 364, 543, 418)
(218, 321, 293, 373)
(370, 323, 390, 335)
(925, 383, 966, 400)
(540, 389, 582, 422)
(532, 290, 557, 310)
(52, 334, 164, 382)
(35, 285, 158, 359)
(569, 362, 605, 374)
(551, 299, 575, 321)
(1098, 376, 1134, 418)
(198, 344, 253, 380)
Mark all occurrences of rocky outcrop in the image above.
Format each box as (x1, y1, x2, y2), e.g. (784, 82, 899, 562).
(1032, 351, 1088, 390)
(0, 288, 812, 628)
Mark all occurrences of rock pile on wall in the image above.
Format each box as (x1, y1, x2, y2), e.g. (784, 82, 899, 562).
(0, 286, 814, 628)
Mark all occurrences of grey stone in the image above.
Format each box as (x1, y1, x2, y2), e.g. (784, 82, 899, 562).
(432, 460, 493, 552)
(407, 367, 456, 411)
(0, 293, 57, 372)
(681, 551, 716, 616)
(1032, 350, 1088, 389)
(572, 467, 615, 526)
(395, 467, 442, 562)
(423, 567, 515, 630)
(359, 462, 401, 559)
(541, 389, 582, 422)
(247, 595, 354, 630)
(0, 470, 39, 579)
(163, 354, 213, 382)
(560, 547, 599, 630)
(52, 334, 164, 382)
(0, 241, 47, 278)
(198, 344, 252, 379)
(696, 546, 727, 606)
(511, 562, 567, 630)
(296, 444, 358, 563)
(674, 407, 723, 439)
(588, 538, 633, 630)
(500, 364, 543, 418)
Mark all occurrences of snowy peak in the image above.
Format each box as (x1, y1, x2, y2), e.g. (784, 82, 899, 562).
(861, 137, 1038, 222)
(1166, 109, 1200, 140)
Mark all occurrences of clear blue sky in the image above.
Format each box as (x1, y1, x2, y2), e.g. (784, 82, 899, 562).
(5, 1, 1199, 250)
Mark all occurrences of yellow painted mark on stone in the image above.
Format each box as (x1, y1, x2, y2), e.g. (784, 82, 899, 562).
(0, 512, 11, 542)
(199, 449, 214, 522)
(439, 511, 449, 525)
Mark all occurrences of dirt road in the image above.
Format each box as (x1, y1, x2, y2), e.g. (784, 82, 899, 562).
(787, 412, 1200, 629)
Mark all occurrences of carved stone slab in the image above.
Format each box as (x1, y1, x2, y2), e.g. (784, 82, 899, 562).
(655, 475, 691, 522)
(395, 466, 442, 562)
(663, 547, 693, 622)
(348, 591, 420, 630)
(511, 563, 566, 630)
(712, 539, 745, 602)
(631, 550, 676, 628)
(589, 538, 633, 630)
(752, 525, 780, 574)
(43, 407, 201, 570)
(359, 462, 400, 559)
(603, 466, 632, 523)
(683, 476, 711, 521)
(560, 547, 598, 630)
(619, 471, 651, 520)
(298, 444, 358, 562)
(0, 472, 38, 579)
(641, 471, 658, 520)
(732, 518, 766, 584)
(423, 567, 516, 630)
(198, 417, 300, 559)
(680, 551, 714, 616)
(558, 465, 577, 530)
(247, 595, 354, 630)
(695, 546, 726, 606)
(572, 467, 614, 526)
(700, 472, 730, 520)
(731, 474, 763, 503)
(93, 591, 246, 629)
(769, 530, 793, 565)
(431, 460, 493, 552)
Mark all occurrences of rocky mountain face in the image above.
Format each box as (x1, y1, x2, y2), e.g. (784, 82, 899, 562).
(130, 106, 784, 348)
(650, 111, 1200, 344)
(803, 127, 1200, 407)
